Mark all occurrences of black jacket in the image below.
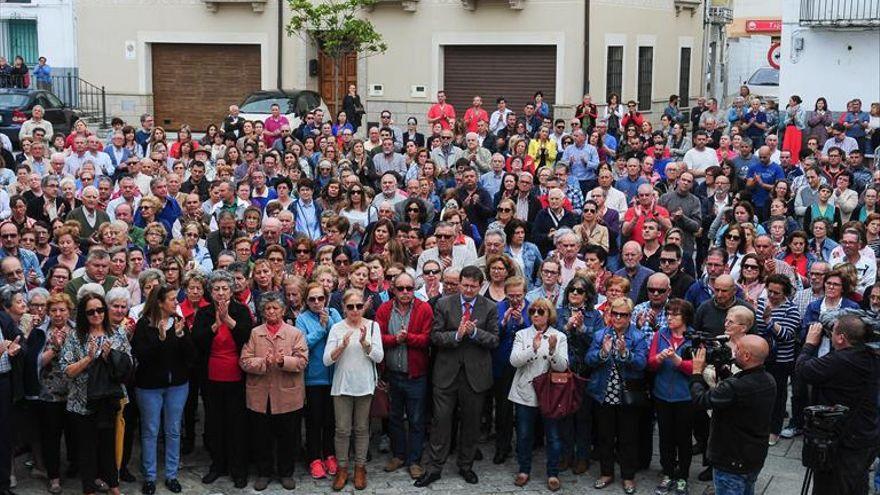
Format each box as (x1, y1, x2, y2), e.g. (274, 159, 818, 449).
(130, 317, 197, 389)
(691, 365, 776, 474)
(191, 301, 254, 375)
(796, 343, 880, 450)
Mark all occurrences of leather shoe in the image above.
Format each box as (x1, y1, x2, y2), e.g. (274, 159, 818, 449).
(698, 466, 713, 482)
(492, 450, 509, 464)
(200, 471, 222, 484)
(332, 469, 348, 491)
(119, 468, 136, 483)
(354, 465, 367, 490)
(413, 471, 441, 488)
(140, 481, 155, 495)
(459, 468, 478, 484)
(164, 479, 182, 493)
(233, 477, 248, 489)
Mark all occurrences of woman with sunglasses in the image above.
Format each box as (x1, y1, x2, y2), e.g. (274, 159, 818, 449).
(574, 200, 610, 255)
(646, 298, 695, 495)
(556, 275, 604, 474)
(737, 253, 767, 307)
(586, 297, 648, 494)
(323, 289, 384, 490)
(296, 282, 342, 479)
(340, 185, 375, 247)
(402, 198, 430, 237)
(60, 293, 132, 495)
(487, 197, 516, 232)
(721, 225, 746, 271)
(329, 261, 381, 320)
(508, 297, 568, 491)
(239, 292, 308, 491)
(130, 285, 195, 494)
(754, 275, 799, 446)
(291, 237, 316, 279)
(181, 222, 213, 273)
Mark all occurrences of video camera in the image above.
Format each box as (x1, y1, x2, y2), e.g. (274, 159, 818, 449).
(802, 405, 849, 472)
(682, 330, 734, 366)
(817, 308, 880, 350)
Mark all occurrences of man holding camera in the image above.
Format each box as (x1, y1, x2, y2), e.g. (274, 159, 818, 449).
(796, 315, 880, 495)
(690, 335, 776, 495)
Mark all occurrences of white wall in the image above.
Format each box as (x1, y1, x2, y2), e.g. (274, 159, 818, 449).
(726, 34, 773, 98)
(0, 0, 77, 67)
(732, 0, 781, 18)
(780, 0, 880, 111)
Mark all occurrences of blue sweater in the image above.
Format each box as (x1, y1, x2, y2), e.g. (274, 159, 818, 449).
(492, 299, 531, 379)
(295, 307, 342, 386)
(585, 325, 648, 403)
(802, 298, 859, 340)
(650, 327, 693, 403)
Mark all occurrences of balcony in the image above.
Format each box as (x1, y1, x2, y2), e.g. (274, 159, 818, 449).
(799, 0, 880, 27)
(202, 0, 267, 13)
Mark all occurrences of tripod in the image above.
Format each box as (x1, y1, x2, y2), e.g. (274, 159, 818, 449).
(800, 467, 813, 495)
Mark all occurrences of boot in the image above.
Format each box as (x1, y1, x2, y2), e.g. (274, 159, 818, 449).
(332, 467, 348, 491)
(354, 464, 367, 490)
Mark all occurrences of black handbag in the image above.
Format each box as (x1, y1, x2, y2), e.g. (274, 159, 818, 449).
(621, 379, 650, 408)
(86, 349, 132, 409)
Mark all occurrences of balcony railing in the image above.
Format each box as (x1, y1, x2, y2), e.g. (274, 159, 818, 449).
(800, 0, 880, 27)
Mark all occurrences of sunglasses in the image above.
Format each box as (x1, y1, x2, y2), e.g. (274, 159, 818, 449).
(395, 285, 414, 292)
(528, 307, 546, 316)
(407, 207, 420, 212)
(498, 207, 512, 213)
(726, 235, 741, 241)
(296, 249, 311, 254)
(611, 311, 631, 319)
(584, 208, 597, 213)
(659, 258, 678, 264)
(86, 307, 106, 317)
(423, 269, 441, 276)
(307, 295, 326, 303)
(569, 287, 586, 295)
(647, 287, 667, 294)
(436, 234, 453, 239)
(350, 189, 363, 195)
(742, 264, 760, 270)
(346, 303, 365, 311)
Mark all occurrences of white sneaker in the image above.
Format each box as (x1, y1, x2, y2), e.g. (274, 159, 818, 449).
(9, 474, 16, 488)
(780, 427, 802, 438)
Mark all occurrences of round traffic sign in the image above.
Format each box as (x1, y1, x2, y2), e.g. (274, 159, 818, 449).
(767, 42, 781, 69)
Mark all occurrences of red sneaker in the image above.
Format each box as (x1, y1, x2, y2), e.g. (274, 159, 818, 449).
(325, 455, 339, 476)
(309, 459, 327, 479)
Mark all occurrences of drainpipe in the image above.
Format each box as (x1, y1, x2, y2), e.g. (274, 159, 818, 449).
(277, 0, 284, 89)
(583, 0, 590, 96)
(701, 0, 711, 96)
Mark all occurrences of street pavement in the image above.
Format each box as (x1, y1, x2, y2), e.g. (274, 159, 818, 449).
(12, 430, 812, 494)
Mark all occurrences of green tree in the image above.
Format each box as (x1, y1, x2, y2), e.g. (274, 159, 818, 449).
(286, 0, 387, 113)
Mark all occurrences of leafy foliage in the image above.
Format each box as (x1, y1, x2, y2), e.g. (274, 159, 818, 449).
(286, 0, 388, 60)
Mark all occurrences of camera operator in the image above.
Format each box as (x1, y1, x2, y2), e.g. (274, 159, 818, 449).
(796, 315, 880, 495)
(691, 335, 776, 495)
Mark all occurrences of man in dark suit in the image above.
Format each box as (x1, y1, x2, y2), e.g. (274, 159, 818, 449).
(415, 266, 499, 488)
(66, 185, 110, 250)
(206, 211, 243, 266)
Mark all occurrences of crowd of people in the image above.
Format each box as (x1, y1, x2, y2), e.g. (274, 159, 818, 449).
(0, 83, 878, 495)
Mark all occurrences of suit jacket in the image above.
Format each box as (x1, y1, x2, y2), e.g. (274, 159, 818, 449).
(430, 294, 499, 393)
(65, 206, 110, 248)
(206, 229, 243, 265)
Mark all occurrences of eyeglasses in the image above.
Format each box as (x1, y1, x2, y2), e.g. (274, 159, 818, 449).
(611, 311, 632, 319)
(85, 307, 106, 317)
(528, 307, 546, 316)
(659, 258, 678, 264)
(185, 232, 200, 238)
(395, 285, 414, 292)
(345, 303, 365, 311)
(423, 269, 441, 276)
(541, 269, 559, 275)
(436, 234, 453, 239)
(307, 295, 326, 303)
(742, 264, 760, 270)
(268, 257, 284, 263)
(647, 287, 668, 294)
(441, 136, 453, 140)
(569, 287, 586, 295)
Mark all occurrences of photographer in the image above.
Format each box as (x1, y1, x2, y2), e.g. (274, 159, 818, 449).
(690, 335, 776, 495)
(796, 315, 880, 495)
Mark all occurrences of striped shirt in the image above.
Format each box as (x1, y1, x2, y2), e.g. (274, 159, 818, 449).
(755, 298, 800, 363)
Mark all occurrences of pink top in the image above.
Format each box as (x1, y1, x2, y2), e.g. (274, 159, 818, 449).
(263, 115, 290, 147)
(427, 103, 456, 130)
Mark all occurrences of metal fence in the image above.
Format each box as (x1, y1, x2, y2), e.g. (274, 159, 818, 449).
(800, 0, 880, 26)
(2, 66, 108, 127)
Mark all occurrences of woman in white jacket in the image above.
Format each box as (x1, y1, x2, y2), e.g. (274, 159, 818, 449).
(508, 297, 569, 491)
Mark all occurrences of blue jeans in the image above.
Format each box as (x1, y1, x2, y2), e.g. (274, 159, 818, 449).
(387, 371, 427, 465)
(137, 383, 189, 481)
(714, 468, 759, 495)
(515, 403, 561, 477)
(560, 390, 592, 461)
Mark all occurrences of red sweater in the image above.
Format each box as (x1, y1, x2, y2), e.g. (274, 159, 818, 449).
(375, 298, 433, 379)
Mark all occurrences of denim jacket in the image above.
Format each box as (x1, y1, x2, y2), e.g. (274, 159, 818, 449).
(585, 325, 648, 403)
(556, 305, 604, 377)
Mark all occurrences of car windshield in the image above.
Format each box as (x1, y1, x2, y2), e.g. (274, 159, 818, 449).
(747, 68, 779, 86)
(240, 95, 296, 114)
(0, 94, 30, 108)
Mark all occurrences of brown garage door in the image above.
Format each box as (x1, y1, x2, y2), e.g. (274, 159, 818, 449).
(152, 43, 261, 131)
(443, 45, 557, 119)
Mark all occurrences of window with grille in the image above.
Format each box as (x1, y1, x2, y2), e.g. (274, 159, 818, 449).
(637, 46, 653, 111)
(679, 47, 692, 108)
(606, 46, 623, 101)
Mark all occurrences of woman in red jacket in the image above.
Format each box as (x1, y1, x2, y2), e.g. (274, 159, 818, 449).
(374, 272, 433, 478)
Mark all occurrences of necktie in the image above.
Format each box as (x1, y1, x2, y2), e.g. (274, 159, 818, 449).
(463, 301, 472, 322)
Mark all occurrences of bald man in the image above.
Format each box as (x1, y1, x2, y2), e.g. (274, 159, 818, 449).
(614, 241, 655, 303)
(691, 333, 775, 494)
(694, 274, 753, 338)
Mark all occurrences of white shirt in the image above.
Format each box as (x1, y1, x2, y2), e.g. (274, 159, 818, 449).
(508, 326, 569, 407)
(683, 147, 720, 175)
(828, 246, 877, 295)
(323, 319, 384, 397)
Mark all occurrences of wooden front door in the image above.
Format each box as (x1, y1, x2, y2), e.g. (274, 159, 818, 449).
(319, 50, 357, 119)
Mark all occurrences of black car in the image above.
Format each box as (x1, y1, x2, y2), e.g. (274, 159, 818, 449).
(0, 88, 80, 149)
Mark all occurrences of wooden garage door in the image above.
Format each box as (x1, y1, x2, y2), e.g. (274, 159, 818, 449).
(152, 43, 261, 131)
(443, 45, 557, 118)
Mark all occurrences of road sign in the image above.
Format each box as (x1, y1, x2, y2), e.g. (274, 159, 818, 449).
(767, 42, 781, 69)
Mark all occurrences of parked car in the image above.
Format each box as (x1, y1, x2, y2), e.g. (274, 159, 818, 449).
(238, 90, 329, 132)
(743, 67, 779, 102)
(0, 88, 81, 149)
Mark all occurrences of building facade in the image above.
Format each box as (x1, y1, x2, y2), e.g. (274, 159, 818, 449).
(0, 0, 77, 77)
(779, 0, 879, 112)
(75, 0, 705, 129)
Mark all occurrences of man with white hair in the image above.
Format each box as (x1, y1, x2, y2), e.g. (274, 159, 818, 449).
(106, 176, 141, 221)
(462, 132, 491, 173)
(533, 187, 580, 255)
(371, 172, 407, 210)
(48, 152, 66, 177)
(18, 104, 54, 140)
(555, 229, 586, 288)
(479, 153, 506, 197)
(222, 104, 245, 137)
(86, 134, 113, 177)
(251, 216, 297, 261)
(66, 185, 110, 245)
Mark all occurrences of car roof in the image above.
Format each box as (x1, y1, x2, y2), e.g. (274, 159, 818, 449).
(0, 88, 37, 96)
(243, 89, 317, 99)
